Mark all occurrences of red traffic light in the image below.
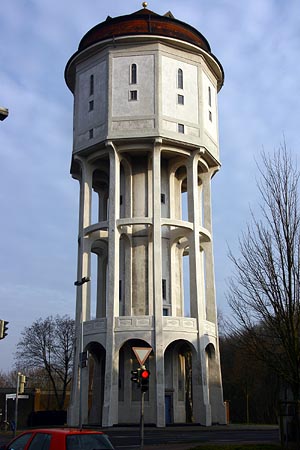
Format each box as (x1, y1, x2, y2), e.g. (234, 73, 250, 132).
(141, 369, 150, 379)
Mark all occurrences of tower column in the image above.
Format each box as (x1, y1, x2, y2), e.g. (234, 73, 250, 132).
(68, 160, 92, 426)
(152, 140, 165, 427)
(102, 142, 120, 426)
(202, 170, 226, 424)
(187, 152, 211, 425)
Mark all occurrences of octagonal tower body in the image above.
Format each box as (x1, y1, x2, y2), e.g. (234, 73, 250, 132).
(66, 7, 226, 427)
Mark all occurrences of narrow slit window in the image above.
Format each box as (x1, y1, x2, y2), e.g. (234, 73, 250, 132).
(209, 111, 212, 122)
(177, 68, 183, 89)
(129, 90, 138, 101)
(89, 100, 94, 112)
(161, 193, 166, 204)
(208, 86, 212, 107)
(89, 74, 94, 96)
(131, 63, 137, 84)
(162, 279, 167, 300)
(119, 280, 122, 301)
(89, 128, 94, 139)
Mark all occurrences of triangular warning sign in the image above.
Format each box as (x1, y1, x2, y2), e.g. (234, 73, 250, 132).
(132, 347, 152, 366)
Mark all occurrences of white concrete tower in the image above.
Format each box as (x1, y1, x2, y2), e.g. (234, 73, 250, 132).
(65, 5, 226, 427)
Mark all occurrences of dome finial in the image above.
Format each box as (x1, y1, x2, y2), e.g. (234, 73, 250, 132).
(142, 2, 148, 8)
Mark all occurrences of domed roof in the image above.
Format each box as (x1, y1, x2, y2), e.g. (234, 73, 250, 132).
(65, 7, 224, 91)
(78, 8, 212, 53)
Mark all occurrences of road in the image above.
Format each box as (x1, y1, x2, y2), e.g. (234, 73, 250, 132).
(0, 425, 279, 450)
(103, 425, 279, 449)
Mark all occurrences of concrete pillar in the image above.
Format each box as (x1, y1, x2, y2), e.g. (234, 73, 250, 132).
(152, 140, 165, 427)
(102, 142, 120, 426)
(68, 160, 92, 426)
(187, 152, 211, 425)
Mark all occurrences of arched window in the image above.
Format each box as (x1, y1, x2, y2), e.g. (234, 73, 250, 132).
(131, 63, 137, 84)
(177, 68, 183, 89)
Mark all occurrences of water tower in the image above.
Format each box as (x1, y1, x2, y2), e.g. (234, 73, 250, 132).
(65, 4, 226, 427)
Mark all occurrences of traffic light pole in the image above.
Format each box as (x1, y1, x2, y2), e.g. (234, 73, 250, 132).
(130, 358, 150, 450)
(140, 390, 145, 450)
(14, 373, 20, 437)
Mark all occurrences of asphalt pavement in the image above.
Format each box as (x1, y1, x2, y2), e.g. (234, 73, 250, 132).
(103, 424, 279, 449)
(0, 424, 280, 450)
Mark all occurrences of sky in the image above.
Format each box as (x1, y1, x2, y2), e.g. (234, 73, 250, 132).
(0, 0, 299, 372)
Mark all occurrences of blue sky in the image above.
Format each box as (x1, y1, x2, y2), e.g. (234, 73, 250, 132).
(0, 0, 299, 371)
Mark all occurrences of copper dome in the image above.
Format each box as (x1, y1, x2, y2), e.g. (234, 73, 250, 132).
(78, 8, 212, 53)
(65, 8, 224, 91)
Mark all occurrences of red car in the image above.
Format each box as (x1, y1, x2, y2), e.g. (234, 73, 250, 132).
(0, 428, 115, 450)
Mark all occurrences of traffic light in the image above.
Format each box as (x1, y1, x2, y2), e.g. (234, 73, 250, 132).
(79, 351, 88, 368)
(131, 368, 141, 386)
(0, 320, 8, 340)
(19, 374, 26, 394)
(140, 368, 150, 392)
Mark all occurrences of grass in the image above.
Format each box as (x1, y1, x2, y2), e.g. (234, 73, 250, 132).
(188, 445, 281, 450)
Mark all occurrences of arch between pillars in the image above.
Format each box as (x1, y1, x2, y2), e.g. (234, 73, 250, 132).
(164, 339, 197, 424)
(117, 338, 154, 425)
(84, 341, 106, 426)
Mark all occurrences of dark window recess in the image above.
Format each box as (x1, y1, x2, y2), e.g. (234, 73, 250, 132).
(209, 110, 212, 122)
(163, 308, 169, 316)
(89, 100, 94, 111)
(178, 123, 184, 134)
(178, 94, 184, 105)
(119, 280, 122, 301)
(161, 193, 166, 204)
(178, 68, 183, 89)
(130, 90, 138, 101)
(120, 195, 123, 205)
(89, 74, 94, 96)
(162, 279, 167, 299)
(208, 86, 212, 107)
(131, 63, 137, 84)
(89, 129, 94, 139)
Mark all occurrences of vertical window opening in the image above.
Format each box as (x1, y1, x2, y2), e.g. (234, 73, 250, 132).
(162, 279, 167, 300)
(178, 94, 184, 105)
(89, 100, 94, 112)
(119, 280, 122, 302)
(177, 68, 183, 89)
(89, 129, 94, 139)
(208, 86, 212, 107)
(89, 74, 94, 96)
(131, 63, 137, 84)
(178, 123, 185, 134)
(161, 193, 166, 204)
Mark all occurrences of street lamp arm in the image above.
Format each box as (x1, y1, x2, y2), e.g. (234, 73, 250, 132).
(74, 276, 90, 286)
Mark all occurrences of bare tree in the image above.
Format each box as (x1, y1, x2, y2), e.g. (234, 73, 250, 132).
(15, 315, 75, 410)
(227, 143, 300, 400)
(0, 369, 17, 388)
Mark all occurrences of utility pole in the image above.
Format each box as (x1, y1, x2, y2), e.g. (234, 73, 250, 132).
(74, 276, 90, 429)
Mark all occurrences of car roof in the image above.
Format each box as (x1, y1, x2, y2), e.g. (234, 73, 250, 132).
(24, 428, 104, 435)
